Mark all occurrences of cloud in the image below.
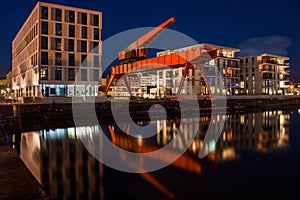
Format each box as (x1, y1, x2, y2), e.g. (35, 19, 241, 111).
(237, 35, 292, 56)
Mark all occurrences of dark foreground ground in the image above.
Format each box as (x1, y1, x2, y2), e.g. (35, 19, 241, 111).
(0, 145, 48, 200)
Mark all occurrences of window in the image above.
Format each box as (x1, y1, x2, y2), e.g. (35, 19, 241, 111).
(91, 42, 99, 53)
(69, 54, 75, 66)
(55, 68, 62, 80)
(41, 52, 48, 65)
(93, 28, 99, 40)
(65, 10, 75, 23)
(68, 39, 74, 51)
(81, 26, 87, 39)
(55, 53, 62, 65)
(93, 69, 99, 81)
(78, 40, 87, 52)
(93, 55, 100, 67)
(41, 6, 48, 19)
(69, 25, 75, 37)
(81, 69, 87, 81)
(41, 21, 48, 34)
(81, 54, 87, 67)
(51, 38, 62, 51)
(41, 36, 48, 49)
(68, 68, 75, 81)
(55, 23, 62, 36)
(90, 14, 99, 26)
(56, 38, 62, 50)
(40, 67, 48, 80)
(55, 8, 62, 21)
(79, 12, 87, 25)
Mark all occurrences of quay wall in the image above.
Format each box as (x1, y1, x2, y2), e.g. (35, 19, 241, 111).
(0, 95, 300, 129)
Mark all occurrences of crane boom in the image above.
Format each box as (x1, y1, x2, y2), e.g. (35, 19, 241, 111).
(118, 17, 176, 63)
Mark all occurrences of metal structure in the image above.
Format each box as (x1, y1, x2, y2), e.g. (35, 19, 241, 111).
(104, 17, 219, 98)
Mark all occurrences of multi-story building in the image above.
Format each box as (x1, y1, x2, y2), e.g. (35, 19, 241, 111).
(239, 54, 289, 95)
(0, 76, 7, 98)
(109, 43, 240, 98)
(0, 71, 12, 99)
(156, 43, 240, 96)
(12, 2, 102, 97)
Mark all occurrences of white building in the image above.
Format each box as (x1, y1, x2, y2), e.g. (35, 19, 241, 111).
(12, 2, 102, 97)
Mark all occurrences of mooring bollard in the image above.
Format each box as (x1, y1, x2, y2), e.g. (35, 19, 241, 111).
(13, 104, 17, 118)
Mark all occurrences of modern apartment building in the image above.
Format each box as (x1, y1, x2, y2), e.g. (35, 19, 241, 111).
(12, 2, 102, 97)
(108, 43, 240, 98)
(239, 54, 289, 95)
(154, 43, 240, 97)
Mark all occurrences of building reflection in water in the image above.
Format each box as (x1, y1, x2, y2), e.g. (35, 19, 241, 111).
(156, 110, 289, 162)
(19, 110, 290, 199)
(20, 126, 104, 200)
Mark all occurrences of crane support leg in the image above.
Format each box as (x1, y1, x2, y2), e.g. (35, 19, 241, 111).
(176, 62, 194, 97)
(123, 75, 132, 96)
(197, 64, 211, 97)
(105, 74, 115, 93)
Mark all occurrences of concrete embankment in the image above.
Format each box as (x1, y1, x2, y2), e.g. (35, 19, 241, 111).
(225, 95, 300, 111)
(0, 95, 300, 131)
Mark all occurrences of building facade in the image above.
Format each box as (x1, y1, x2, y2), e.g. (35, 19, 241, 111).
(240, 54, 289, 95)
(109, 43, 240, 98)
(12, 2, 102, 97)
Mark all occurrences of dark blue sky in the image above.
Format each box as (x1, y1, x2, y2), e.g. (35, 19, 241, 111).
(1, 0, 299, 80)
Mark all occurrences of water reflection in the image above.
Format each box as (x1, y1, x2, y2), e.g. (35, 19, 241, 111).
(21, 127, 104, 200)
(19, 110, 290, 199)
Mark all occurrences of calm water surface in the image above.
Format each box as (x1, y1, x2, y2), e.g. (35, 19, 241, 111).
(18, 109, 300, 200)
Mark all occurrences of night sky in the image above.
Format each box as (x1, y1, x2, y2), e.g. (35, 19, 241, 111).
(0, 0, 299, 80)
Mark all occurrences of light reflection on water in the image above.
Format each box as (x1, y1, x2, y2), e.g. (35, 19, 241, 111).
(19, 110, 293, 200)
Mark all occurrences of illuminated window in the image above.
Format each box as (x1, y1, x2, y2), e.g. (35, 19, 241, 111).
(40, 67, 48, 80)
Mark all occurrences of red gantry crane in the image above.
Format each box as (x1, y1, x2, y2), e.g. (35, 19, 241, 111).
(104, 17, 218, 98)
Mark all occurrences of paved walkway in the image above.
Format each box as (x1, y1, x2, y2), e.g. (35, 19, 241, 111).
(0, 145, 48, 200)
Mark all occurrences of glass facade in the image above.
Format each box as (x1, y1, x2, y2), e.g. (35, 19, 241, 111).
(41, 84, 99, 97)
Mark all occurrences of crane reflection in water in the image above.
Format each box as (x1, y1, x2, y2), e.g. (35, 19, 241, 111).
(18, 110, 290, 200)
